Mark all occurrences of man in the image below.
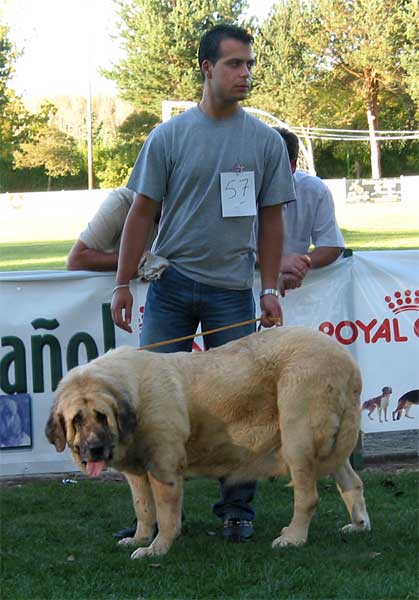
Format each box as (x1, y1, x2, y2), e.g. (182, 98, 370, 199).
(111, 24, 295, 542)
(67, 187, 157, 273)
(273, 128, 344, 295)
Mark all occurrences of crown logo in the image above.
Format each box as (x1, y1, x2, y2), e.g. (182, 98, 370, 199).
(385, 290, 419, 314)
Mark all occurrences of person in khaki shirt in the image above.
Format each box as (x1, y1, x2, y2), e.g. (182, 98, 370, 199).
(67, 187, 157, 273)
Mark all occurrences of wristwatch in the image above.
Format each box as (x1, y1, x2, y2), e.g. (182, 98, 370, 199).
(260, 288, 279, 298)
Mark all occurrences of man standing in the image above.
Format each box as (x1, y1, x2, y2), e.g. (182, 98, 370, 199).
(111, 25, 295, 542)
(273, 128, 344, 295)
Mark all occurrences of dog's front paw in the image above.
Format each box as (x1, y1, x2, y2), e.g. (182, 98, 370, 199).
(341, 519, 371, 534)
(118, 538, 139, 546)
(271, 527, 307, 548)
(130, 540, 170, 559)
(118, 536, 151, 548)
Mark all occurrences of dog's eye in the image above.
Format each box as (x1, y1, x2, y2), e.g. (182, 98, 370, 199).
(95, 411, 108, 425)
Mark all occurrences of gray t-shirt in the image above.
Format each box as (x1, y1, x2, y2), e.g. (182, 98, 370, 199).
(128, 107, 295, 289)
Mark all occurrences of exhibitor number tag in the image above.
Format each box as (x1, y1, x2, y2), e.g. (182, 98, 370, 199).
(220, 171, 256, 217)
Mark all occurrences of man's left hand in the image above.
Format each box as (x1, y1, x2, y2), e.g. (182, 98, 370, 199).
(281, 253, 311, 280)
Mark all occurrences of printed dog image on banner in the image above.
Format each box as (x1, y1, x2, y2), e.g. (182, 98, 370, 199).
(392, 390, 419, 421)
(0, 394, 32, 449)
(362, 387, 392, 422)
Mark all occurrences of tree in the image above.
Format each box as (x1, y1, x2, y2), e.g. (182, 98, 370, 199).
(94, 109, 160, 187)
(400, 0, 419, 116)
(14, 123, 83, 190)
(307, 0, 415, 178)
(0, 25, 32, 172)
(253, 0, 418, 179)
(104, 0, 249, 114)
(250, 0, 361, 172)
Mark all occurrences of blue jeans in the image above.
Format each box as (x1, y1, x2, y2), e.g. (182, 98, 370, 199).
(141, 266, 257, 521)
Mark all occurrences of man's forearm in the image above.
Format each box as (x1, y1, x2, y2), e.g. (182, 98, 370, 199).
(116, 194, 159, 285)
(258, 204, 283, 289)
(308, 246, 342, 268)
(67, 247, 119, 271)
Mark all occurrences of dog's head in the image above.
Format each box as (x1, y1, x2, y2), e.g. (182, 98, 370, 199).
(382, 386, 392, 395)
(45, 366, 137, 476)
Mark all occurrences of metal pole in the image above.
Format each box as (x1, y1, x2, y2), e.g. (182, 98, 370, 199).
(86, 78, 94, 189)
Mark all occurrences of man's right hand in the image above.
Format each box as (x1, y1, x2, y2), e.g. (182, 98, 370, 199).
(111, 288, 133, 333)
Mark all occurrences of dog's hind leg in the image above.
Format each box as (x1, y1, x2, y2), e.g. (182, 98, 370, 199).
(272, 459, 319, 549)
(334, 460, 371, 533)
(130, 473, 183, 559)
(404, 402, 414, 418)
(119, 473, 156, 548)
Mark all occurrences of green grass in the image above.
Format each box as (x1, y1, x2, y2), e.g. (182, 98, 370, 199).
(0, 240, 75, 271)
(0, 230, 418, 273)
(341, 229, 419, 252)
(1, 472, 418, 599)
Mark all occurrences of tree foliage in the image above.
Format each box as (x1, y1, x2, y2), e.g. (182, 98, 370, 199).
(3, 1, 419, 190)
(0, 25, 32, 166)
(400, 0, 419, 115)
(14, 116, 83, 180)
(252, 0, 419, 177)
(94, 109, 160, 187)
(104, 0, 250, 113)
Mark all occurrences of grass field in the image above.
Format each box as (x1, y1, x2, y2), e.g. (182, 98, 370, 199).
(0, 228, 418, 272)
(1, 471, 418, 600)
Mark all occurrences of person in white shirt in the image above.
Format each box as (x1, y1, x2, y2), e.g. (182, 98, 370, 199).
(273, 127, 345, 295)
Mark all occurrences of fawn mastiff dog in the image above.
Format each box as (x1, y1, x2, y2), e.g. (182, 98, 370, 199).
(46, 327, 370, 559)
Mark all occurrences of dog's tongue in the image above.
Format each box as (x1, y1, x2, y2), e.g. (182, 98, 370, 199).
(86, 461, 105, 477)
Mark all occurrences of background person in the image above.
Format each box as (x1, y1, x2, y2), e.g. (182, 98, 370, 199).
(111, 24, 295, 542)
(67, 187, 158, 273)
(273, 127, 344, 295)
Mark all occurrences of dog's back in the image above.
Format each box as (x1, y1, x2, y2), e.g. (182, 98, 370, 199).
(176, 327, 362, 480)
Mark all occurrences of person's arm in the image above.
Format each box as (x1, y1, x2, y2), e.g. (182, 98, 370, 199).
(309, 185, 344, 267)
(281, 253, 311, 280)
(111, 194, 160, 333)
(67, 240, 119, 271)
(307, 246, 342, 268)
(258, 204, 284, 328)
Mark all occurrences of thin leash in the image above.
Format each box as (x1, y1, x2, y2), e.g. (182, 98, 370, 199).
(138, 316, 281, 351)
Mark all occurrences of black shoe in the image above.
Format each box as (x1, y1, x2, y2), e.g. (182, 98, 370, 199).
(113, 520, 138, 539)
(113, 511, 185, 539)
(222, 518, 254, 542)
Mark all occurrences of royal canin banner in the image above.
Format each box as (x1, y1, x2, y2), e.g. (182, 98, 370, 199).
(0, 251, 418, 477)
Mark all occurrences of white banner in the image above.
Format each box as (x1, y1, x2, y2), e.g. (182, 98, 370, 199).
(1, 252, 418, 476)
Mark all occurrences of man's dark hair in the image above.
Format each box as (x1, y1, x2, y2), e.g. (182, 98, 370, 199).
(273, 127, 299, 162)
(198, 24, 254, 74)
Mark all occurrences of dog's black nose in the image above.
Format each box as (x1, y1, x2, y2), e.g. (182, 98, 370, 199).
(88, 444, 105, 460)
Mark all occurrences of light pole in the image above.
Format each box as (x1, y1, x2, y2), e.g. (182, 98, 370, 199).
(86, 77, 94, 189)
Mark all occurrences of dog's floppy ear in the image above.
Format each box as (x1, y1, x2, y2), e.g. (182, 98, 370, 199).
(45, 406, 67, 452)
(115, 395, 137, 441)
